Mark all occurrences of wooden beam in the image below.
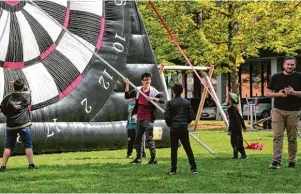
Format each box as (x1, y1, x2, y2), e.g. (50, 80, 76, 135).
(193, 65, 215, 131)
(159, 63, 171, 100)
(159, 63, 165, 75)
(158, 65, 210, 71)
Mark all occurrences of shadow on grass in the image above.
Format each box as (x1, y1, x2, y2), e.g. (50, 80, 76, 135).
(1, 153, 301, 193)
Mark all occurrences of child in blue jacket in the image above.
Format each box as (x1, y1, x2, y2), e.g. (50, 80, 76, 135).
(126, 98, 137, 158)
(126, 98, 146, 158)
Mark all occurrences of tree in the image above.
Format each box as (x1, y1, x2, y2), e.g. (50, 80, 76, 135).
(138, 1, 301, 94)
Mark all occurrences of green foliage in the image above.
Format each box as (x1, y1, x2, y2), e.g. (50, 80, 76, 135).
(0, 128, 300, 192)
(138, 1, 301, 92)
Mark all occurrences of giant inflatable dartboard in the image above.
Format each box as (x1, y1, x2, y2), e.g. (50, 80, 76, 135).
(0, 0, 169, 153)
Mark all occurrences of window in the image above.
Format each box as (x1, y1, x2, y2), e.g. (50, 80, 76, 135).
(240, 64, 250, 98)
(252, 63, 262, 97)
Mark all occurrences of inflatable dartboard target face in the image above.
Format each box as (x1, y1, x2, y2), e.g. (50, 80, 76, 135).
(0, 0, 127, 121)
(0, 0, 169, 153)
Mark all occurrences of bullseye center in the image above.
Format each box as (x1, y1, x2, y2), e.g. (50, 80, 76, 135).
(4, 0, 20, 6)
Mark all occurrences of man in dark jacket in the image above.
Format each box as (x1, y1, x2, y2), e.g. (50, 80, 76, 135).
(124, 72, 165, 164)
(0, 78, 37, 172)
(164, 83, 198, 175)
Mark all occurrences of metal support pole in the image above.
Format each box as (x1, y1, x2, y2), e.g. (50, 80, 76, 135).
(189, 133, 215, 155)
(247, 105, 250, 123)
(250, 105, 254, 130)
(205, 75, 229, 127)
(194, 65, 214, 131)
(253, 105, 257, 123)
(159, 64, 171, 101)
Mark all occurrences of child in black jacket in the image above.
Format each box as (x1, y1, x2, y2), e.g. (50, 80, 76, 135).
(227, 92, 248, 159)
(164, 83, 198, 175)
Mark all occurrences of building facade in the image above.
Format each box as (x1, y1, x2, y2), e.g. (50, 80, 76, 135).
(166, 55, 301, 120)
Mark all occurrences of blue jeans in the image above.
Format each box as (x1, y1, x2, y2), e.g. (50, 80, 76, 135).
(5, 127, 33, 149)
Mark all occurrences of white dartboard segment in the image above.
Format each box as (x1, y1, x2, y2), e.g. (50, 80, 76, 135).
(23, 3, 62, 43)
(22, 62, 59, 105)
(70, 0, 103, 16)
(15, 11, 40, 61)
(0, 68, 4, 103)
(47, 0, 68, 7)
(56, 32, 94, 73)
(0, 10, 10, 61)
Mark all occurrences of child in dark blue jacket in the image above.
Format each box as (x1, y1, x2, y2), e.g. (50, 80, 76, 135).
(125, 98, 146, 158)
(126, 98, 137, 158)
(227, 92, 248, 159)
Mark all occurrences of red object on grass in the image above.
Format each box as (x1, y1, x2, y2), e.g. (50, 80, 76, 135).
(244, 139, 263, 150)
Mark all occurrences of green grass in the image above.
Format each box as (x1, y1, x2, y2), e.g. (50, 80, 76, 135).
(0, 129, 299, 193)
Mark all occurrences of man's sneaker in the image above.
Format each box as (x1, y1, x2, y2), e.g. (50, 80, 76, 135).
(28, 164, 38, 170)
(148, 158, 158, 165)
(130, 158, 142, 164)
(288, 162, 296, 168)
(0, 166, 6, 172)
(126, 154, 133, 159)
(191, 169, 199, 175)
(167, 170, 176, 175)
(232, 156, 238, 159)
(241, 155, 249, 159)
(269, 161, 281, 169)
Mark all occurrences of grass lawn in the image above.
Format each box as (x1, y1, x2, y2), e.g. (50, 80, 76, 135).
(0, 127, 300, 193)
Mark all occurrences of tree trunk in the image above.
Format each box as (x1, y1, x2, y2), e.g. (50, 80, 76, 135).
(227, 2, 242, 115)
(230, 68, 242, 115)
(230, 69, 239, 94)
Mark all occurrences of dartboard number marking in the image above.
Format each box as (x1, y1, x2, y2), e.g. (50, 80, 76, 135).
(115, 33, 126, 42)
(113, 43, 124, 52)
(81, 98, 92, 113)
(17, 134, 22, 143)
(99, 68, 113, 90)
(113, 33, 126, 53)
(47, 124, 54, 137)
(114, 0, 126, 6)
(47, 118, 62, 137)
(53, 118, 61, 133)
